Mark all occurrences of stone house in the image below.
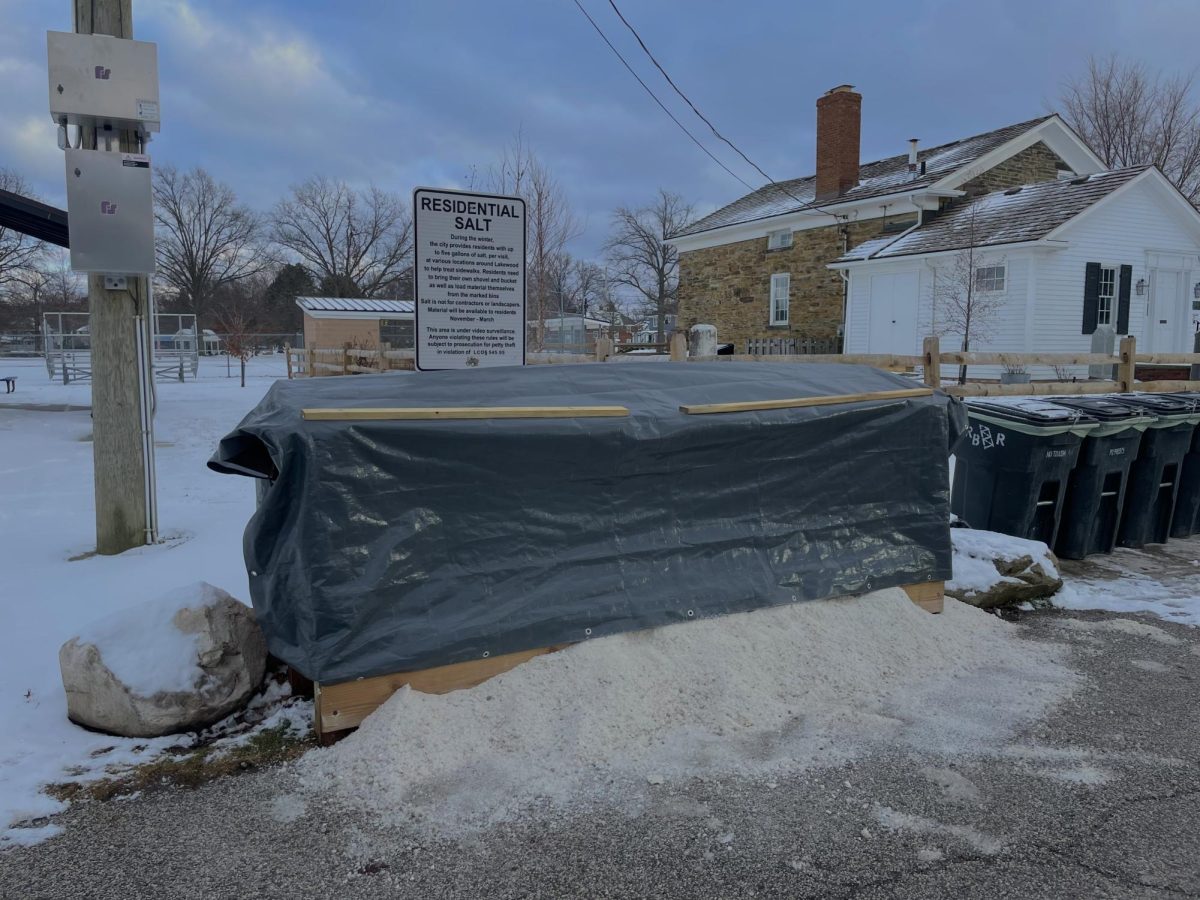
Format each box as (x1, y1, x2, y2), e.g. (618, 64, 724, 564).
(671, 86, 1106, 351)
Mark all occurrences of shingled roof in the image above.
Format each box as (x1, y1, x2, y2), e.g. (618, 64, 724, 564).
(679, 116, 1055, 237)
(834, 166, 1148, 262)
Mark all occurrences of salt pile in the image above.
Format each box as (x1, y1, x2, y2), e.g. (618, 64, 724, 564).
(300, 588, 1075, 831)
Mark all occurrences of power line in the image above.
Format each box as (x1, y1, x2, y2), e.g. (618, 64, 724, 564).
(569, 0, 758, 195)
(604, 0, 837, 219)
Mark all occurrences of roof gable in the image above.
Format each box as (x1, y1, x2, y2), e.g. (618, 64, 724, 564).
(679, 115, 1101, 238)
(834, 167, 1150, 263)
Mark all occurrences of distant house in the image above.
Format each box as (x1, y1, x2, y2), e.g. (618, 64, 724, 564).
(671, 85, 1108, 352)
(295, 297, 414, 349)
(830, 165, 1200, 364)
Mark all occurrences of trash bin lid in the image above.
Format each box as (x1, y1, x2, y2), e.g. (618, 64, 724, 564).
(1101, 392, 1200, 420)
(1042, 396, 1156, 422)
(965, 397, 1097, 426)
(964, 398, 1099, 436)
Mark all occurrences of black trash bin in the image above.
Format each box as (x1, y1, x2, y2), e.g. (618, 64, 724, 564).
(1041, 397, 1154, 559)
(1169, 391, 1200, 538)
(1103, 393, 1200, 548)
(952, 399, 1097, 546)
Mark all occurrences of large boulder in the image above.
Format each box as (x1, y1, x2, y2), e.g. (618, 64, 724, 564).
(946, 528, 1063, 609)
(59, 582, 267, 737)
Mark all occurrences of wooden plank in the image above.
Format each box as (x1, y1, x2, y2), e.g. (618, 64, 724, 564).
(315, 645, 569, 736)
(726, 353, 923, 368)
(1128, 380, 1200, 393)
(922, 336, 941, 389)
(680, 387, 932, 416)
(1117, 335, 1136, 393)
(945, 381, 1119, 398)
(1135, 354, 1200, 365)
(302, 405, 632, 421)
(939, 351, 1116, 366)
(903, 581, 944, 614)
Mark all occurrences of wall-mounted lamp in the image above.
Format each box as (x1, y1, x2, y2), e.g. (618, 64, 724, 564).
(1135, 278, 1146, 296)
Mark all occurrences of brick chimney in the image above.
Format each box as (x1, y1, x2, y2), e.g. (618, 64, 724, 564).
(815, 85, 862, 200)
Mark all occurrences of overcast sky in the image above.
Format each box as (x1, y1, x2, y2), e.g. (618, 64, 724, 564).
(4, 0, 1200, 258)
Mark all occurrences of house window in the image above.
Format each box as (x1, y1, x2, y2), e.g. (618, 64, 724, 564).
(380, 318, 414, 348)
(974, 265, 1006, 293)
(767, 229, 793, 250)
(770, 273, 790, 325)
(1097, 266, 1116, 326)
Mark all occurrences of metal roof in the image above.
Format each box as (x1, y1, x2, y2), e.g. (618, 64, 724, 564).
(295, 297, 414, 314)
(835, 167, 1147, 262)
(679, 116, 1055, 237)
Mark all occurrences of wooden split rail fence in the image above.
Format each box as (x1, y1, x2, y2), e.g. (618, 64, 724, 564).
(290, 334, 1200, 398)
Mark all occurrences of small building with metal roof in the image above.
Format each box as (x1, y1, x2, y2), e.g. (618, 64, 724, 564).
(295, 296, 415, 350)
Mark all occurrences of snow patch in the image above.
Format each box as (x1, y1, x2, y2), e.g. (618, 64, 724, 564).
(1054, 617, 1182, 645)
(75, 582, 233, 695)
(875, 806, 1004, 856)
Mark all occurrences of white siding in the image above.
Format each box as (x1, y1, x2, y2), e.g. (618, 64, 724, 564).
(841, 176, 1200, 374)
(1036, 178, 1200, 356)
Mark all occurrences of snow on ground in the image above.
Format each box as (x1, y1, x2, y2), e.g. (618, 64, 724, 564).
(300, 588, 1076, 835)
(0, 355, 294, 844)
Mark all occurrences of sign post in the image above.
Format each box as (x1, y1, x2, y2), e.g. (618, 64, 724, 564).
(413, 187, 526, 370)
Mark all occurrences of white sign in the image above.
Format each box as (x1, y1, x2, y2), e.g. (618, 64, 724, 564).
(413, 187, 526, 370)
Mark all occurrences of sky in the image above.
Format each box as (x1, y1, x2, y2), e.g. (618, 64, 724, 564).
(3, 0, 1200, 259)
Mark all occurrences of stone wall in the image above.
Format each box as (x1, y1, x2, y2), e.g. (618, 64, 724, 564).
(959, 141, 1065, 197)
(677, 217, 909, 350)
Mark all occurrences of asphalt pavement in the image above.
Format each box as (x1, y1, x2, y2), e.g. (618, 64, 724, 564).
(2, 607, 1198, 900)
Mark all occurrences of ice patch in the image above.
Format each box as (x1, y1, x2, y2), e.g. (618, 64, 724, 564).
(269, 794, 307, 824)
(1129, 659, 1169, 673)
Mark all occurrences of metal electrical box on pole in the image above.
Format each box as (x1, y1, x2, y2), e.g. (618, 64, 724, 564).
(64, 149, 155, 274)
(55, 0, 160, 555)
(47, 31, 160, 134)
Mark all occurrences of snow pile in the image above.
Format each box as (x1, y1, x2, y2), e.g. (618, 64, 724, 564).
(948, 528, 1059, 599)
(74, 583, 222, 694)
(301, 588, 1075, 832)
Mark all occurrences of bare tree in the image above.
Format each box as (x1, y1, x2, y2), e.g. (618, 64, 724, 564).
(211, 303, 255, 387)
(605, 190, 694, 342)
(931, 203, 1008, 384)
(1060, 54, 1200, 203)
(153, 165, 266, 328)
(0, 251, 84, 342)
(0, 169, 46, 294)
(271, 176, 414, 299)
(483, 133, 580, 348)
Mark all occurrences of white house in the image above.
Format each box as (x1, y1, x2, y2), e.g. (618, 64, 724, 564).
(830, 165, 1200, 375)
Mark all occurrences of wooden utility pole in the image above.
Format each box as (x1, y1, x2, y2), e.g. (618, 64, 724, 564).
(74, 0, 155, 554)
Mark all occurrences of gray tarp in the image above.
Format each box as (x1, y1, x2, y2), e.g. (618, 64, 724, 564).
(209, 362, 965, 684)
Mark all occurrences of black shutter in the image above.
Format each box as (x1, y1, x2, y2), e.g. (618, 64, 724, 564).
(1082, 262, 1101, 334)
(1117, 264, 1132, 334)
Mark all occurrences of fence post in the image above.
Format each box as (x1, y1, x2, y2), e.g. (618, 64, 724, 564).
(342, 347, 350, 376)
(594, 336, 612, 362)
(669, 332, 687, 361)
(922, 336, 941, 389)
(1117, 335, 1136, 393)
(306, 347, 316, 378)
(285, 343, 293, 380)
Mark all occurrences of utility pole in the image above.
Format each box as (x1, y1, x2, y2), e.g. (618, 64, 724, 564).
(73, 0, 157, 554)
